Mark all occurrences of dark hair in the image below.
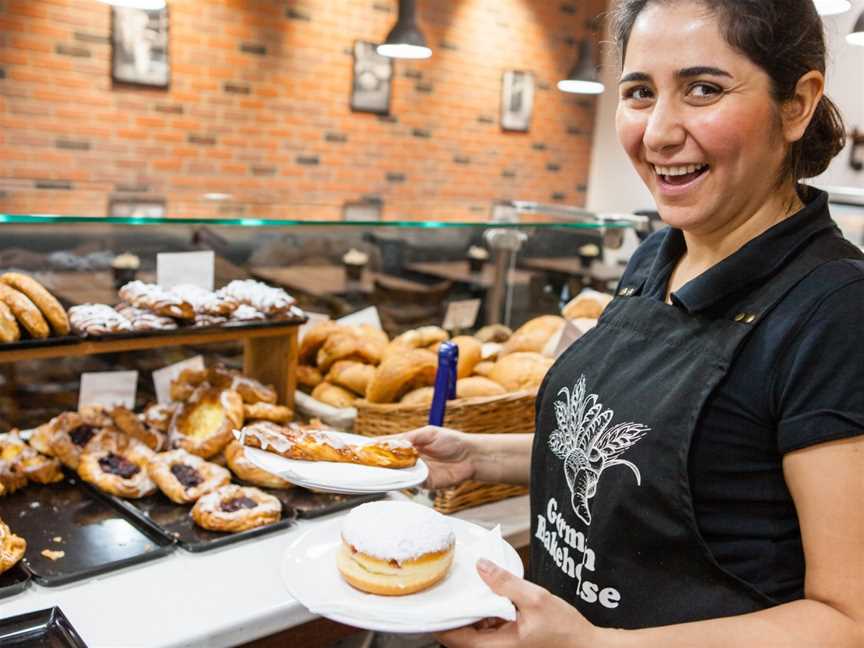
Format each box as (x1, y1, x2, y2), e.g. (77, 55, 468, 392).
(611, 0, 846, 181)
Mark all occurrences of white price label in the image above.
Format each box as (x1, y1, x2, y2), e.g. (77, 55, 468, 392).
(299, 312, 331, 341)
(157, 251, 214, 291)
(338, 306, 382, 330)
(79, 371, 138, 410)
(152, 355, 205, 404)
(442, 299, 481, 331)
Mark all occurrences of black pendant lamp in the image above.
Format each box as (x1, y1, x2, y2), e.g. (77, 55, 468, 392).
(557, 39, 604, 95)
(377, 0, 432, 60)
(848, 9, 864, 46)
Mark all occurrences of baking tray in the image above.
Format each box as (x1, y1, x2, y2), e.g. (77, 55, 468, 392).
(97, 488, 300, 553)
(0, 476, 174, 587)
(0, 563, 31, 600)
(275, 488, 385, 519)
(0, 606, 88, 647)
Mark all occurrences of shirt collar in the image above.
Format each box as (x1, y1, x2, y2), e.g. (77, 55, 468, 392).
(643, 187, 836, 314)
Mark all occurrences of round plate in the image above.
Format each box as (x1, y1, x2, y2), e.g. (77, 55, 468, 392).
(282, 516, 522, 633)
(241, 431, 429, 494)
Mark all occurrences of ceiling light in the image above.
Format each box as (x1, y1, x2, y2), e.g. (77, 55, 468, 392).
(558, 40, 605, 95)
(848, 10, 864, 46)
(813, 0, 851, 16)
(377, 0, 432, 60)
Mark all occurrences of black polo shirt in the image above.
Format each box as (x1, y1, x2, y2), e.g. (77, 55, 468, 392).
(636, 187, 864, 602)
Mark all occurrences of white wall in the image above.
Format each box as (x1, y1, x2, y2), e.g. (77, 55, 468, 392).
(586, 1, 864, 215)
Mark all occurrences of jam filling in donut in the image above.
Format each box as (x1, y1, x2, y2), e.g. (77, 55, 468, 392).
(220, 496, 258, 513)
(70, 425, 97, 447)
(98, 452, 140, 479)
(170, 463, 203, 489)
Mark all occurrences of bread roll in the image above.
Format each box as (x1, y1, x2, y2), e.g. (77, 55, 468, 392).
(326, 360, 376, 396)
(296, 365, 323, 392)
(472, 360, 495, 378)
(382, 326, 448, 362)
(365, 349, 437, 404)
(451, 336, 482, 379)
(489, 352, 554, 391)
(0, 301, 20, 343)
(562, 291, 612, 320)
(1, 272, 70, 336)
(299, 321, 343, 364)
(499, 315, 565, 357)
(456, 376, 506, 399)
(400, 386, 435, 406)
(474, 324, 512, 343)
(311, 382, 357, 408)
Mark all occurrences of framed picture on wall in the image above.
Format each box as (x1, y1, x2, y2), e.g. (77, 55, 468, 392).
(350, 41, 393, 115)
(111, 6, 170, 87)
(108, 197, 166, 219)
(500, 70, 535, 132)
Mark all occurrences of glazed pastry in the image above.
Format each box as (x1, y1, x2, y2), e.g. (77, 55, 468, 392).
(0, 301, 21, 343)
(191, 484, 281, 533)
(148, 449, 231, 504)
(77, 432, 156, 498)
(325, 360, 375, 396)
(69, 304, 133, 336)
(0, 519, 26, 575)
(311, 382, 357, 409)
(296, 365, 323, 392)
(237, 421, 418, 469)
(169, 387, 245, 458)
(499, 315, 565, 357)
(0, 283, 50, 339)
(337, 501, 455, 596)
(230, 304, 267, 322)
(223, 440, 294, 489)
(0, 434, 62, 485)
(474, 323, 512, 344)
(114, 304, 178, 332)
(26, 422, 57, 456)
(170, 283, 238, 317)
(299, 321, 344, 364)
(79, 404, 114, 428)
(110, 406, 165, 451)
(118, 281, 195, 321)
(194, 313, 228, 327)
(450, 336, 482, 379)
(217, 279, 296, 316)
(50, 412, 109, 470)
(365, 349, 438, 404)
(141, 402, 177, 433)
(243, 402, 293, 424)
(488, 352, 554, 391)
(0, 272, 70, 336)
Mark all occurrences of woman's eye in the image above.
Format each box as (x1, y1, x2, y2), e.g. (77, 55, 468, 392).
(688, 83, 722, 99)
(622, 86, 653, 101)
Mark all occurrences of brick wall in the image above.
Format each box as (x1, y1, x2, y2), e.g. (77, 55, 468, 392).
(0, 0, 606, 220)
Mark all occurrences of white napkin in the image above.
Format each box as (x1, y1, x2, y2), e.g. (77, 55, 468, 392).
(302, 525, 518, 629)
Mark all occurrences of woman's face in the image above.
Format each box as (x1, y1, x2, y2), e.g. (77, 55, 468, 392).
(615, 2, 787, 234)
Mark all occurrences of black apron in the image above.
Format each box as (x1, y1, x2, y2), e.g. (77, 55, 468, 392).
(530, 230, 859, 628)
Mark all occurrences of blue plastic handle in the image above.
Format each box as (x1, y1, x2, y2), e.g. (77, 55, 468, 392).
(428, 341, 458, 426)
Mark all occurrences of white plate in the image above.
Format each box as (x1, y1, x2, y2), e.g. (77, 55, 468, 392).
(282, 517, 523, 633)
(241, 431, 429, 494)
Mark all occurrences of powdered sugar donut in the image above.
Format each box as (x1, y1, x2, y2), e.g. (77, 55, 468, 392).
(337, 501, 455, 596)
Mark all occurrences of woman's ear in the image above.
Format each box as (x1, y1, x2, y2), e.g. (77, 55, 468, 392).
(781, 71, 824, 144)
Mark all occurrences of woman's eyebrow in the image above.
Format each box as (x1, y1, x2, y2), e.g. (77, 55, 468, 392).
(619, 71, 650, 84)
(676, 66, 733, 79)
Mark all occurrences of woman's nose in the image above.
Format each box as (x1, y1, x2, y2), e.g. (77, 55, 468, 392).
(643, 98, 686, 153)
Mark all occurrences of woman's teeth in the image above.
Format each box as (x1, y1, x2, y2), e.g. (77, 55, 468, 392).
(653, 164, 708, 176)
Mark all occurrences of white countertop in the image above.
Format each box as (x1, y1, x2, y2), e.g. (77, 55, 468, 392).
(0, 495, 530, 648)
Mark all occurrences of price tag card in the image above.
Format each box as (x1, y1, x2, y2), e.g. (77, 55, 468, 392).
(299, 312, 330, 341)
(79, 371, 138, 411)
(152, 355, 205, 404)
(338, 306, 382, 330)
(442, 299, 481, 331)
(157, 251, 214, 291)
(553, 320, 585, 359)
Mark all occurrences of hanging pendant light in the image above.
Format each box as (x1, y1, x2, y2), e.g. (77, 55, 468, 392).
(377, 0, 432, 60)
(558, 40, 604, 95)
(99, 0, 166, 8)
(848, 10, 864, 46)
(812, 0, 851, 16)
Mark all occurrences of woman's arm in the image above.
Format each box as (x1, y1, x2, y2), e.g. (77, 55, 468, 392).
(439, 435, 864, 648)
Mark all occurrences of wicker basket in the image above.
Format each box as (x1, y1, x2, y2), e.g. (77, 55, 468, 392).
(354, 390, 536, 514)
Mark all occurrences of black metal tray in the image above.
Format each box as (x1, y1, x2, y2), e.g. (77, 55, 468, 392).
(99, 488, 300, 553)
(275, 488, 385, 519)
(0, 606, 88, 647)
(0, 334, 81, 352)
(0, 476, 174, 587)
(0, 563, 30, 600)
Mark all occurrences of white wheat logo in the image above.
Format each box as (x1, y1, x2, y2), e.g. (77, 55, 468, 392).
(548, 375, 650, 526)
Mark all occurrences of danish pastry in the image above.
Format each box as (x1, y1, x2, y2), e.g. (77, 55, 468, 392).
(50, 412, 110, 470)
(191, 484, 281, 533)
(171, 283, 239, 317)
(0, 301, 21, 343)
(77, 432, 156, 499)
(118, 281, 195, 321)
(0, 459, 27, 494)
(0, 519, 26, 575)
(0, 272, 70, 336)
(169, 387, 244, 458)
(0, 433, 62, 485)
(365, 349, 437, 404)
(337, 501, 455, 596)
(311, 382, 357, 409)
(224, 440, 295, 489)
(110, 406, 165, 451)
(499, 315, 565, 357)
(114, 304, 178, 332)
(230, 304, 267, 322)
(325, 360, 375, 396)
(68, 304, 133, 336)
(142, 403, 177, 433)
(148, 449, 231, 504)
(217, 280, 296, 316)
(488, 352, 554, 391)
(296, 365, 323, 392)
(0, 283, 50, 339)
(27, 422, 57, 456)
(207, 368, 277, 405)
(237, 421, 418, 469)
(243, 402, 292, 424)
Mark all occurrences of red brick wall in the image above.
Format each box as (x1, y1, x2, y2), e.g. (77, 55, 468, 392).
(0, 0, 606, 220)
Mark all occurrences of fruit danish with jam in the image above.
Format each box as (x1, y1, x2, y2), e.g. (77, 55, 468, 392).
(191, 484, 281, 533)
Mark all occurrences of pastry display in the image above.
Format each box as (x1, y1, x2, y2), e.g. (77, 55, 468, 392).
(77, 431, 157, 499)
(148, 449, 231, 504)
(337, 501, 455, 596)
(0, 282, 50, 339)
(224, 440, 295, 489)
(237, 420, 418, 469)
(217, 279, 296, 317)
(68, 303, 133, 336)
(1, 272, 71, 336)
(0, 518, 26, 575)
(499, 315, 565, 357)
(118, 281, 195, 321)
(169, 386, 244, 458)
(191, 484, 281, 533)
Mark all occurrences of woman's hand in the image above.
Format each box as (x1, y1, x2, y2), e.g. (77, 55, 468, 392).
(398, 425, 476, 489)
(437, 559, 601, 648)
